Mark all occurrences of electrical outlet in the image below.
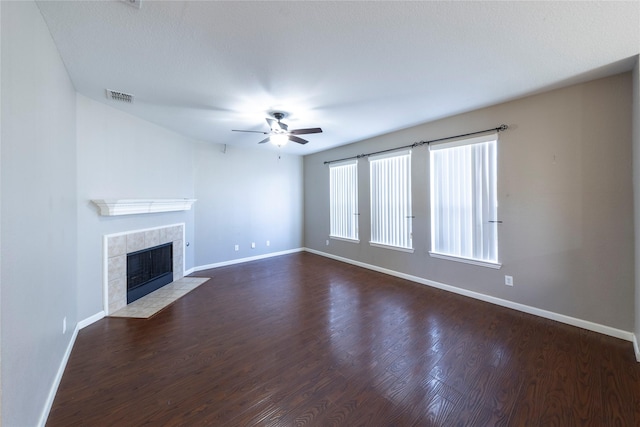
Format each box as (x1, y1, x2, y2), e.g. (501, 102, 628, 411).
(505, 275, 513, 286)
(266, 240, 270, 247)
(251, 242, 256, 249)
(326, 240, 330, 246)
(63, 317, 67, 334)
(234, 244, 239, 251)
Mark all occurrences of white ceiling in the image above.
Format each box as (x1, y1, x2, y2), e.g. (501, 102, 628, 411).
(36, 0, 640, 155)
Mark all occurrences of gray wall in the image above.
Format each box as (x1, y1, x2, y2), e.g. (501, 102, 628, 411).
(304, 73, 634, 332)
(193, 143, 303, 266)
(76, 95, 197, 320)
(1, 2, 78, 425)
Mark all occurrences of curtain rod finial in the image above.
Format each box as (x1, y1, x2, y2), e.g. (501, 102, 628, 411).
(499, 124, 508, 131)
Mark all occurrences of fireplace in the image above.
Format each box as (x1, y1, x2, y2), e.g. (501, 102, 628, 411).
(105, 223, 185, 314)
(126, 243, 173, 304)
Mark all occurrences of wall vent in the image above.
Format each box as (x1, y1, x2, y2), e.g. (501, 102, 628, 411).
(106, 89, 134, 103)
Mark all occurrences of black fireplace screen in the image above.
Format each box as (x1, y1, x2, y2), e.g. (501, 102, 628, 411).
(127, 242, 173, 303)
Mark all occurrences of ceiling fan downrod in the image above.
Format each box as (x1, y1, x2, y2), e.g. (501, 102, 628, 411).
(271, 112, 286, 122)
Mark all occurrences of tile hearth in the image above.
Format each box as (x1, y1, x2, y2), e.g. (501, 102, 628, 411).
(109, 277, 210, 319)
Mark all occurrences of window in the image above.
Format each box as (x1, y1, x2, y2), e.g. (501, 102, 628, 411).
(369, 150, 413, 251)
(329, 160, 359, 241)
(429, 133, 499, 267)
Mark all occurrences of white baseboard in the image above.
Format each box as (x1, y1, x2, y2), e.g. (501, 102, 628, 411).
(77, 311, 105, 329)
(634, 334, 640, 362)
(38, 310, 106, 426)
(190, 248, 304, 273)
(37, 324, 79, 427)
(304, 248, 635, 343)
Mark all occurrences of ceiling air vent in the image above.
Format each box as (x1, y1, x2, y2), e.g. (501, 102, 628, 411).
(106, 89, 134, 103)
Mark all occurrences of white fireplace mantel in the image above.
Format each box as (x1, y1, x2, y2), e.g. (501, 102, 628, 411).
(91, 199, 197, 216)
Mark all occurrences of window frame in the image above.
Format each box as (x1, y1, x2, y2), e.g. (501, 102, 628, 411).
(369, 149, 414, 253)
(329, 159, 360, 243)
(429, 133, 501, 269)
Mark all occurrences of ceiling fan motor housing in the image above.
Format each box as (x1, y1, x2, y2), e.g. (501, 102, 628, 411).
(271, 112, 286, 121)
(232, 111, 321, 145)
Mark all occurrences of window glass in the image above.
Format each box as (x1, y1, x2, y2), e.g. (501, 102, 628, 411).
(329, 160, 359, 241)
(430, 134, 498, 263)
(369, 150, 412, 250)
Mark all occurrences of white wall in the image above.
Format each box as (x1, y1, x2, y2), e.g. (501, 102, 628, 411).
(305, 73, 634, 333)
(75, 96, 305, 320)
(193, 144, 303, 266)
(1, 2, 78, 425)
(0, 8, 301, 409)
(76, 95, 198, 320)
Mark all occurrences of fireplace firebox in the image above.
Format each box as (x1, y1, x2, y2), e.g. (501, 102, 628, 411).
(127, 242, 173, 304)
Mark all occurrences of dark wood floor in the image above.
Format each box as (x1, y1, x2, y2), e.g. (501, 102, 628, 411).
(48, 252, 640, 426)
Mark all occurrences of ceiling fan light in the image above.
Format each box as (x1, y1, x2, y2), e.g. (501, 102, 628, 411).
(270, 133, 289, 146)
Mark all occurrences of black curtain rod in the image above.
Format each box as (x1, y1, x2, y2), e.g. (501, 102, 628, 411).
(323, 124, 508, 165)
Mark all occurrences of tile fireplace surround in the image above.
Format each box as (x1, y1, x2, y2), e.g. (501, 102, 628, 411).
(104, 223, 185, 315)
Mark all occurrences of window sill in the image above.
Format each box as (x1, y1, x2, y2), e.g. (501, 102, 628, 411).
(369, 242, 414, 253)
(330, 236, 360, 244)
(428, 252, 502, 269)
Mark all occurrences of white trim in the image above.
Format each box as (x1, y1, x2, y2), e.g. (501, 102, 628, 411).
(185, 267, 196, 276)
(429, 251, 502, 269)
(37, 324, 79, 427)
(182, 225, 187, 278)
(304, 248, 635, 343)
(330, 236, 360, 244)
(369, 241, 414, 253)
(91, 199, 197, 216)
(102, 235, 109, 315)
(191, 248, 304, 272)
(634, 334, 640, 362)
(78, 311, 105, 330)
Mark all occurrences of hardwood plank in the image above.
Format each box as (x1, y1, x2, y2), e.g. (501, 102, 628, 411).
(47, 252, 640, 426)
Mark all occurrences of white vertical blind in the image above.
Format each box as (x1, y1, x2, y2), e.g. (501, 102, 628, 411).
(329, 160, 359, 240)
(369, 150, 412, 250)
(430, 135, 497, 263)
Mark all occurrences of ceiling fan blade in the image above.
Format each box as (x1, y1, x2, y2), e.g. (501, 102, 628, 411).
(232, 129, 269, 134)
(266, 118, 288, 131)
(289, 127, 323, 135)
(289, 135, 309, 145)
(265, 118, 277, 130)
(257, 137, 271, 144)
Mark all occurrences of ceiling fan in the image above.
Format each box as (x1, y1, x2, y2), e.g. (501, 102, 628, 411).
(232, 112, 322, 146)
